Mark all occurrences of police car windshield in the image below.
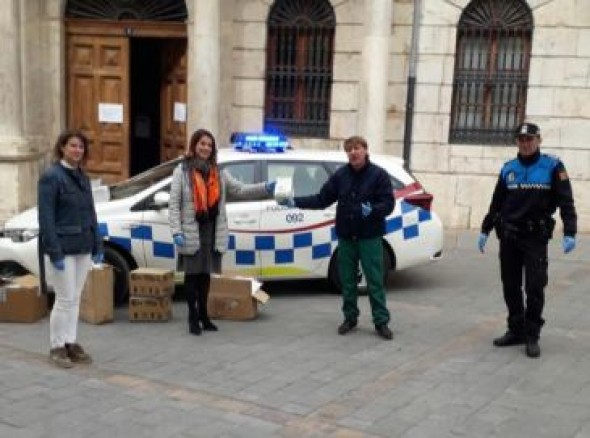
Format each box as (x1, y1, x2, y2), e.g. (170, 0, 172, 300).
(109, 159, 180, 200)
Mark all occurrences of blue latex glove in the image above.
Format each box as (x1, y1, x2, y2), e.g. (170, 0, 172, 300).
(478, 233, 488, 253)
(92, 252, 104, 264)
(562, 236, 576, 254)
(278, 197, 296, 208)
(361, 202, 372, 217)
(265, 180, 277, 195)
(173, 233, 186, 247)
(52, 259, 65, 271)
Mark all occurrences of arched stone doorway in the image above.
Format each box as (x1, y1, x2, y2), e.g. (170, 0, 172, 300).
(64, 0, 189, 183)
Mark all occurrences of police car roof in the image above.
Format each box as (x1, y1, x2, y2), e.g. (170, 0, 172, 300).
(218, 147, 405, 166)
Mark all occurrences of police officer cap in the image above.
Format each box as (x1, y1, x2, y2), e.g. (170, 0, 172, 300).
(515, 122, 540, 137)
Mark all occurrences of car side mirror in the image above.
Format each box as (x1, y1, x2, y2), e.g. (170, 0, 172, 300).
(152, 191, 170, 209)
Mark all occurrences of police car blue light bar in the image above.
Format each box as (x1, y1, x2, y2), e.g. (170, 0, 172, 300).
(231, 132, 289, 153)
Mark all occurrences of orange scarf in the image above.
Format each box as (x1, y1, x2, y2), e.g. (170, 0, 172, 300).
(192, 166, 220, 217)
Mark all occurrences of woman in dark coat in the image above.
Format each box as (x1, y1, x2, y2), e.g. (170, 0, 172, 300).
(38, 130, 103, 368)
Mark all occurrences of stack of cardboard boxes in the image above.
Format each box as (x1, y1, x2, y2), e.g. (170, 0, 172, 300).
(128, 268, 174, 322)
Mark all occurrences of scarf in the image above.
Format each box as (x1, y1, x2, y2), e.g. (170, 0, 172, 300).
(189, 159, 220, 221)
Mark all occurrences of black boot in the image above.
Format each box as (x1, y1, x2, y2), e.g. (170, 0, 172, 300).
(493, 330, 525, 347)
(188, 303, 201, 335)
(338, 319, 357, 335)
(185, 274, 201, 336)
(189, 316, 202, 335)
(375, 324, 393, 340)
(197, 274, 218, 332)
(200, 298, 218, 331)
(494, 315, 526, 347)
(202, 318, 218, 331)
(524, 321, 542, 358)
(525, 338, 541, 358)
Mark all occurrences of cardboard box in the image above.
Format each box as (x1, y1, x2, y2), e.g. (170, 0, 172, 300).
(129, 268, 174, 297)
(80, 265, 114, 324)
(0, 275, 48, 323)
(129, 296, 172, 322)
(207, 274, 269, 320)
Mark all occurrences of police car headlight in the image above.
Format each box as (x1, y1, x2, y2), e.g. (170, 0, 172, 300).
(2, 228, 39, 242)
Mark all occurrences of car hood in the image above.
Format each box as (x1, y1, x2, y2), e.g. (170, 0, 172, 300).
(3, 206, 38, 230)
(2, 192, 126, 231)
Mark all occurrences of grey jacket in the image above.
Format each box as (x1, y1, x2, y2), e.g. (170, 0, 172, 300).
(168, 161, 268, 255)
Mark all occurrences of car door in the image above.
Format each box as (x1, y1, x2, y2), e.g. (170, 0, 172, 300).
(132, 181, 176, 270)
(259, 161, 333, 279)
(219, 161, 263, 277)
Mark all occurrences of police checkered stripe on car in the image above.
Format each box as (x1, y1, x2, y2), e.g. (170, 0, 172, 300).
(98, 200, 430, 266)
(228, 201, 430, 265)
(388, 200, 432, 239)
(227, 224, 336, 265)
(98, 223, 175, 259)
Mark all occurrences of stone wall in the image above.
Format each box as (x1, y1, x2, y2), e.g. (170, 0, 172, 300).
(1, 0, 587, 233)
(403, 0, 590, 231)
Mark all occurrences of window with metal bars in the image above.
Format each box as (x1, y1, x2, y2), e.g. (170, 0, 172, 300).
(264, 0, 335, 138)
(65, 0, 187, 21)
(449, 0, 533, 145)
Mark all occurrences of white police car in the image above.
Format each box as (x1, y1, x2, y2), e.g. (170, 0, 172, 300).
(0, 138, 443, 304)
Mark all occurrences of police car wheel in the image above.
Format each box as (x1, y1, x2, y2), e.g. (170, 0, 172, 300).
(104, 246, 131, 305)
(328, 247, 392, 293)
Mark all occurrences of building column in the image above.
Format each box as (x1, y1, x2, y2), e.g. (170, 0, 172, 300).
(0, 0, 24, 144)
(358, 0, 392, 153)
(0, 0, 41, 221)
(187, 0, 221, 137)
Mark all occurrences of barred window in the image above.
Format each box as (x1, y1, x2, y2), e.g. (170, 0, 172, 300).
(449, 0, 533, 145)
(65, 0, 187, 21)
(264, 0, 335, 138)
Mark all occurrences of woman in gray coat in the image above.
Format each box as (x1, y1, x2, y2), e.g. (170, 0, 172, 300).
(169, 129, 275, 335)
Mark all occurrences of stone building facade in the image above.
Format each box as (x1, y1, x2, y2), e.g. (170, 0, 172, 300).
(0, 0, 588, 231)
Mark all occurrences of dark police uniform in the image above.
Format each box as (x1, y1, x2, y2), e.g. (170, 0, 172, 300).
(481, 127, 577, 344)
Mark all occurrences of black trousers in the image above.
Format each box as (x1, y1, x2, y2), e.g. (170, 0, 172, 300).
(499, 233, 548, 340)
(184, 273, 211, 324)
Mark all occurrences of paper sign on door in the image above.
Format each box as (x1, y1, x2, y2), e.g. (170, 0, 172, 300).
(98, 103, 124, 123)
(173, 102, 187, 122)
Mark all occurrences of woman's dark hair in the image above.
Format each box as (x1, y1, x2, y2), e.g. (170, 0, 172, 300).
(187, 129, 217, 164)
(52, 129, 89, 164)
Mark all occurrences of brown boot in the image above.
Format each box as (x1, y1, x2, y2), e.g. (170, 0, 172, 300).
(65, 343, 93, 364)
(49, 347, 74, 368)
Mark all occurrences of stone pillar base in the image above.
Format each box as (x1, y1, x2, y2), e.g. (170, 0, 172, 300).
(0, 136, 48, 223)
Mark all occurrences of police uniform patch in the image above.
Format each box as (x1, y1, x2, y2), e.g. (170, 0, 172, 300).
(558, 170, 569, 181)
(508, 172, 515, 182)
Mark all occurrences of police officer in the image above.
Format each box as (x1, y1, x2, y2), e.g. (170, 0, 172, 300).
(478, 122, 577, 358)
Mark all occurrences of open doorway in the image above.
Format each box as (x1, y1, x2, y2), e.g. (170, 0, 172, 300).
(129, 37, 188, 176)
(130, 38, 162, 176)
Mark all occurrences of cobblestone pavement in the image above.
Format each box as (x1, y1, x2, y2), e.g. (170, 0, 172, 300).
(1, 230, 589, 438)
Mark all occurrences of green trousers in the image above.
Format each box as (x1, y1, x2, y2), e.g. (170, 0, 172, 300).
(338, 237, 390, 326)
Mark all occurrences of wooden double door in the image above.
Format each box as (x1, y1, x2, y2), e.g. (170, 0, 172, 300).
(67, 20, 188, 184)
